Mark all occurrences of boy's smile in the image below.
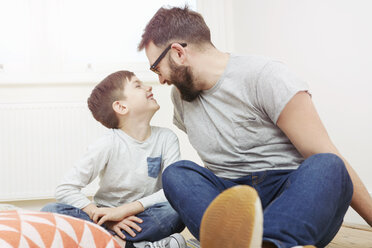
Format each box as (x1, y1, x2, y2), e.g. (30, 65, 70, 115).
(123, 76, 160, 113)
(147, 93, 155, 100)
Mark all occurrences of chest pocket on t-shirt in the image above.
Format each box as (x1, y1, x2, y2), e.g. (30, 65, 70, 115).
(233, 116, 263, 149)
(147, 156, 162, 178)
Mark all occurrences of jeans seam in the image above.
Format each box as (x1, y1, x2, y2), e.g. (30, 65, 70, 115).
(255, 171, 267, 185)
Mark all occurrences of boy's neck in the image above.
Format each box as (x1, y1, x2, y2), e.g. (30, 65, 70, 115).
(119, 121, 152, 142)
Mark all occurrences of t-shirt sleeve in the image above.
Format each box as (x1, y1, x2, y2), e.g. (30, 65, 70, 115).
(171, 87, 187, 133)
(162, 130, 181, 169)
(55, 135, 113, 209)
(137, 189, 167, 209)
(254, 61, 309, 124)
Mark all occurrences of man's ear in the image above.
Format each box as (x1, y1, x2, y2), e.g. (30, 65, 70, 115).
(112, 101, 128, 115)
(170, 43, 187, 65)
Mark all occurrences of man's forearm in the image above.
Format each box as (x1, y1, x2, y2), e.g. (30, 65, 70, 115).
(341, 156, 372, 226)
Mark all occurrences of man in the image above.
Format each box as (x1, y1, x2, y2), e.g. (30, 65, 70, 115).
(138, 6, 372, 248)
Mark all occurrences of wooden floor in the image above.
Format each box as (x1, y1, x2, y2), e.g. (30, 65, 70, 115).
(327, 223, 372, 248)
(181, 223, 372, 247)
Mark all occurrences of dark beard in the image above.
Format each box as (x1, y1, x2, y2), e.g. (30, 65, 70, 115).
(169, 57, 201, 102)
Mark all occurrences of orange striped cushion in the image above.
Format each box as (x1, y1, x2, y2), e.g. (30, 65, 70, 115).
(0, 210, 120, 248)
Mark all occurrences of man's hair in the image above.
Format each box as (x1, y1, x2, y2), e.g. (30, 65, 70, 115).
(87, 70, 134, 129)
(138, 6, 212, 50)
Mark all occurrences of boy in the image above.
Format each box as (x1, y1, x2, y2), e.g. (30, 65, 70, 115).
(42, 70, 186, 248)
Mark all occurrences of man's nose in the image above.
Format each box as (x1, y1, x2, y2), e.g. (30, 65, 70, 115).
(158, 75, 166, 85)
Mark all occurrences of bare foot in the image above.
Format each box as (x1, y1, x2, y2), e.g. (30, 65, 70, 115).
(113, 235, 126, 248)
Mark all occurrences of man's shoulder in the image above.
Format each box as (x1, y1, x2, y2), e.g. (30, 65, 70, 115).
(225, 54, 275, 83)
(230, 54, 273, 66)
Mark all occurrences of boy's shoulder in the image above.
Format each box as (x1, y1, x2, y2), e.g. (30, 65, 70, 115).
(88, 129, 116, 149)
(151, 126, 178, 139)
(98, 129, 116, 141)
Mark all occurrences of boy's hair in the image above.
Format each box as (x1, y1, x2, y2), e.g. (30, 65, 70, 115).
(138, 6, 212, 50)
(87, 70, 135, 129)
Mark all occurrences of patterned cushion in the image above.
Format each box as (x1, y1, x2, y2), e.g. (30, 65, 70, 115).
(0, 204, 20, 211)
(0, 210, 120, 248)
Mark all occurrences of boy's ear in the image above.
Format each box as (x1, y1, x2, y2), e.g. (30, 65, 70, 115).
(112, 101, 128, 115)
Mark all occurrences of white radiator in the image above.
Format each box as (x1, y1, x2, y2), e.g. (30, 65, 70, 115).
(0, 102, 106, 201)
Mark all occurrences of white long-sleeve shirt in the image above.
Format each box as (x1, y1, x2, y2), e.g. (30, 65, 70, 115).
(55, 126, 180, 209)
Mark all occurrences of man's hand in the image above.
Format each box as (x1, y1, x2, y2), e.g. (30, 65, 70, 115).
(93, 201, 145, 225)
(105, 216, 143, 239)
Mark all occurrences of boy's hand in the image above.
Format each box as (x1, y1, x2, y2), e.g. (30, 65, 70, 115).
(93, 201, 145, 225)
(82, 203, 99, 220)
(105, 216, 143, 239)
(92, 207, 121, 224)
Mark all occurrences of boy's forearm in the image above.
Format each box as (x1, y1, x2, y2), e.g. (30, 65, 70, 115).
(82, 203, 98, 219)
(118, 201, 145, 217)
(93, 201, 145, 225)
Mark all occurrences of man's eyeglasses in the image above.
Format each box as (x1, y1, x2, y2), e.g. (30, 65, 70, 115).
(150, 43, 187, 75)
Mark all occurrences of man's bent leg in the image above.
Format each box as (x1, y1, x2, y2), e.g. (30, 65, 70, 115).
(263, 153, 353, 247)
(162, 160, 236, 239)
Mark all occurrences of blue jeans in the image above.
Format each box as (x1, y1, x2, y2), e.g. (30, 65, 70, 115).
(41, 201, 185, 242)
(162, 153, 353, 248)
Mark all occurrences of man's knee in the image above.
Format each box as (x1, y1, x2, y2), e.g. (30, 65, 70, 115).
(164, 160, 200, 176)
(311, 153, 353, 198)
(162, 160, 203, 203)
(163, 160, 200, 186)
(310, 153, 345, 172)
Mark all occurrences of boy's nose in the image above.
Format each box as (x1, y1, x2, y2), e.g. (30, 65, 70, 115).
(147, 85, 152, 91)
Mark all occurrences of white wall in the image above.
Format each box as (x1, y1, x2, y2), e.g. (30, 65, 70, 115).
(230, 0, 372, 225)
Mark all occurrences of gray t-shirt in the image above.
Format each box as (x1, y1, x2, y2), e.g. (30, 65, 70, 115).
(171, 55, 309, 179)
